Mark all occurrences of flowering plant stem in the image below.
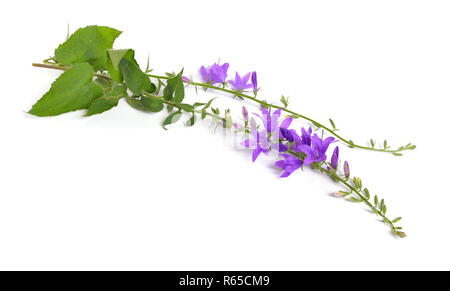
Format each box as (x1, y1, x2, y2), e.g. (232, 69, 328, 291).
(31, 63, 415, 156)
(29, 25, 412, 238)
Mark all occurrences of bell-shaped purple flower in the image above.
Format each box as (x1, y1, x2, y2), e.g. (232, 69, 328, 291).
(200, 62, 229, 84)
(331, 146, 339, 169)
(280, 127, 294, 142)
(241, 118, 270, 162)
(300, 134, 336, 165)
(275, 154, 303, 178)
(255, 106, 282, 135)
(301, 127, 313, 146)
(228, 72, 253, 91)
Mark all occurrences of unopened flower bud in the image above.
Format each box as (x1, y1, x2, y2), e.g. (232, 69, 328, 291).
(242, 106, 249, 121)
(344, 161, 350, 178)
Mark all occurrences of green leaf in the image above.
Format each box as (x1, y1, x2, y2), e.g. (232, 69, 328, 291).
(349, 197, 363, 203)
(120, 58, 154, 96)
(185, 113, 196, 127)
(94, 77, 113, 93)
(353, 177, 362, 189)
(106, 49, 137, 83)
(363, 188, 370, 200)
(29, 63, 102, 116)
(211, 107, 220, 115)
(179, 103, 194, 112)
(193, 102, 206, 108)
(329, 118, 336, 130)
(163, 111, 182, 129)
(85, 85, 127, 116)
(392, 217, 402, 223)
(54, 26, 122, 71)
(126, 97, 146, 111)
(141, 96, 164, 112)
(202, 98, 217, 110)
(163, 69, 184, 103)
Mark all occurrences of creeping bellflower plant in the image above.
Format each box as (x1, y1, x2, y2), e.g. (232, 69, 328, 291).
(30, 25, 413, 238)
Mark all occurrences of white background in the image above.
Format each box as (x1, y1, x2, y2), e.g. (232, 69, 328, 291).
(0, 0, 449, 270)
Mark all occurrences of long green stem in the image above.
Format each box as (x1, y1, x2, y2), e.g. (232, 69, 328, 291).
(148, 73, 414, 155)
(32, 62, 414, 155)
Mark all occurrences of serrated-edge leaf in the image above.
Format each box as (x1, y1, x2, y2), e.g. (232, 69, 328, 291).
(29, 63, 101, 116)
(54, 26, 122, 71)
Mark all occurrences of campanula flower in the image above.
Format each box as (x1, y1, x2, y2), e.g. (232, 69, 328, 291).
(331, 146, 339, 169)
(280, 127, 294, 142)
(255, 106, 282, 135)
(241, 118, 270, 162)
(228, 72, 253, 91)
(301, 127, 313, 146)
(200, 62, 229, 84)
(275, 154, 303, 178)
(182, 76, 191, 83)
(300, 134, 336, 165)
(251, 71, 258, 92)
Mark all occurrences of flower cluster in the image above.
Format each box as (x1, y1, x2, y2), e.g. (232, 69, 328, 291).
(200, 62, 258, 93)
(240, 106, 340, 178)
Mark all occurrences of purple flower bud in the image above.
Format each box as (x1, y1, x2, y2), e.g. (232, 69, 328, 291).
(233, 123, 243, 130)
(331, 146, 339, 169)
(251, 71, 258, 92)
(344, 161, 350, 178)
(242, 106, 249, 121)
(182, 76, 191, 83)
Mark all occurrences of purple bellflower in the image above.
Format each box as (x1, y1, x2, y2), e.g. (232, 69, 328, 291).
(241, 118, 270, 162)
(200, 62, 229, 84)
(255, 106, 282, 135)
(300, 134, 336, 165)
(251, 71, 258, 92)
(301, 127, 313, 146)
(228, 72, 253, 91)
(331, 146, 339, 169)
(276, 116, 293, 152)
(275, 154, 303, 178)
